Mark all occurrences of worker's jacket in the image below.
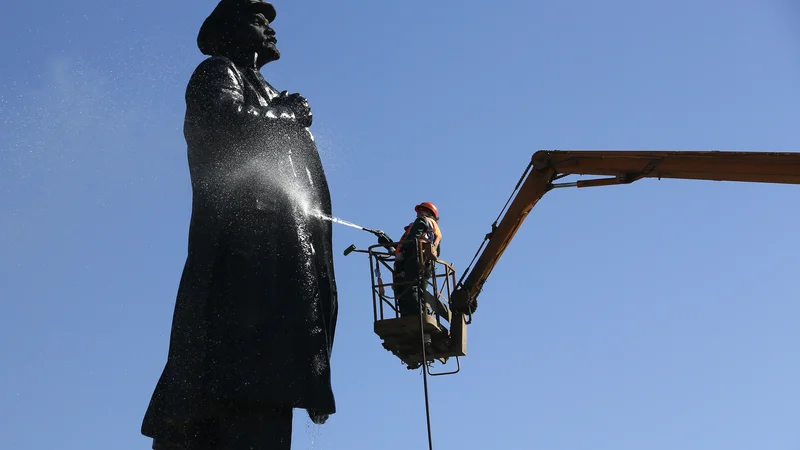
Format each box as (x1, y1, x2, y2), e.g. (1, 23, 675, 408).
(396, 215, 441, 261)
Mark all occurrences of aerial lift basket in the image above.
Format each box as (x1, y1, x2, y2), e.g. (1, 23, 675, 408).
(346, 239, 470, 373)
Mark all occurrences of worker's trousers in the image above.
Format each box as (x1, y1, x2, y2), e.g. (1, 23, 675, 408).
(393, 254, 430, 317)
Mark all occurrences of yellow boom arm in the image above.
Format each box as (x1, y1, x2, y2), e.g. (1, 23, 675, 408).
(449, 150, 800, 314)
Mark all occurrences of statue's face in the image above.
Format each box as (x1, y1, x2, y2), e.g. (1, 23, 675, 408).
(231, 8, 280, 63)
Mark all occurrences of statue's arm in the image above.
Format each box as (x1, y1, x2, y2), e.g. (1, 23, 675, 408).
(185, 56, 298, 130)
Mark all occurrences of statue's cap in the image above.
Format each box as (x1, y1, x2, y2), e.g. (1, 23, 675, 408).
(197, 0, 276, 56)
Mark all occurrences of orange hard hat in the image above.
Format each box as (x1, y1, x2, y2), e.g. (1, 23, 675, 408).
(414, 202, 439, 220)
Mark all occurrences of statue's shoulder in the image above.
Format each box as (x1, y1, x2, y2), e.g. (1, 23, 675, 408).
(190, 56, 244, 82)
(196, 55, 236, 69)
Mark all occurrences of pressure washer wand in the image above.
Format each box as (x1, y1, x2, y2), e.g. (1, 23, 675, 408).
(343, 227, 393, 256)
(360, 226, 382, 236)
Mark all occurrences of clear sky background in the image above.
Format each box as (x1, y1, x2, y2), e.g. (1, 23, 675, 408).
(2, 0, 799, 449)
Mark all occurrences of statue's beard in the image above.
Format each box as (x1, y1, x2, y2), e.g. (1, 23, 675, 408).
(260, 41, 280, 60)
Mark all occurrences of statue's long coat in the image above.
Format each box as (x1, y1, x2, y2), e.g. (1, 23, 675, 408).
(141, 55, 338, 440)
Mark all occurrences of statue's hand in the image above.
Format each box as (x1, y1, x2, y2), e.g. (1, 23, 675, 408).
(295, 98, 312, 128)
(307, 409, 329, 424)
(273, 91, 312, 127)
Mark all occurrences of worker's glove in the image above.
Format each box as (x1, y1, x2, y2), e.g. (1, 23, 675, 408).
(273, 91, 312, 127)
(374, 230, 392, 245)
(374, 230, 398, 253)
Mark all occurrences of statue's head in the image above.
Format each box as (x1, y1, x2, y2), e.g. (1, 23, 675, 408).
(198, 0, 280, 67)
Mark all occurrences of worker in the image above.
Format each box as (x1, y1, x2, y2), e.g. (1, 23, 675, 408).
(392, 202, 442, 317)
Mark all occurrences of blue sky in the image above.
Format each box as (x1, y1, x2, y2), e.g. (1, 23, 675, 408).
(2, 0, 799, 449)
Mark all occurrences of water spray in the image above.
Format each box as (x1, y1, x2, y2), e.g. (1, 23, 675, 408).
(309, 208, 385, 238)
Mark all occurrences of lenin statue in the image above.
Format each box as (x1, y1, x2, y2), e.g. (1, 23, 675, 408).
(140, 1, 339, 448)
